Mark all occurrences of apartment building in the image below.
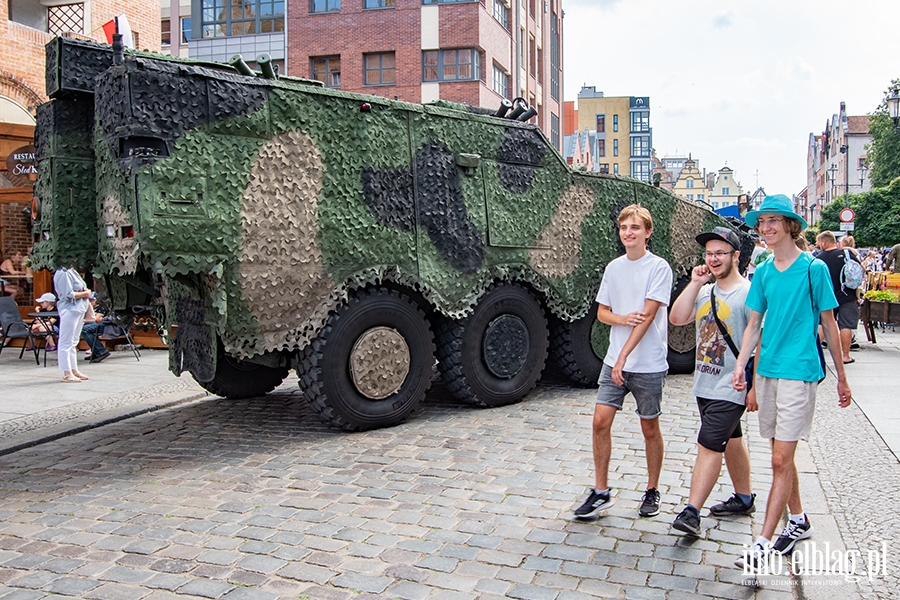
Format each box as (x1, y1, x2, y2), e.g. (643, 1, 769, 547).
(187, 0, 286, 73)
(565, 86, 651, 182)
(161, 0, 192, 58)
(707, 165, 744, 210)
(671, 156, 708, 204)
(287, 0, 564, 149)
(802, 101, 872, 224)
(1, 1, 160, 305)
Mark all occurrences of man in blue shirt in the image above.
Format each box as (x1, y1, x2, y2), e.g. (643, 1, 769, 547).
(731, 195, 852, 570)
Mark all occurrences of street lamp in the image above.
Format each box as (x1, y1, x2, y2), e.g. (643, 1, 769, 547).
(858, 163, 868, 189)
(889, 90, 900, 132)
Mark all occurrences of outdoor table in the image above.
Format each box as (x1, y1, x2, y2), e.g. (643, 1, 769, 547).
(27, 311, 58, 367)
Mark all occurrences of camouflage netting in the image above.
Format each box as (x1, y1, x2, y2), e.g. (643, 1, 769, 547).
(37, 36, 747, 374)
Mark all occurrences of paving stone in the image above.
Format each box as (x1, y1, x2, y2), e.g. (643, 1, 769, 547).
(83, 582, 153, 600)
(331, 573, 392, 594)
(276, 562, 335, 585)
(506, 583, 559, 600)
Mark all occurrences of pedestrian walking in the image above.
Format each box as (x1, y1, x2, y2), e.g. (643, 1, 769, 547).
(54, 267, 93, 382)
(668, 226, 756, 536)
(816, 231, 862, 364)
(573, 204, 673, 520)
(730, 194, 852, 569)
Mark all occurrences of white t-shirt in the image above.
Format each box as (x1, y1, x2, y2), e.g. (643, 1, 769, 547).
(595, 251, 673, 373)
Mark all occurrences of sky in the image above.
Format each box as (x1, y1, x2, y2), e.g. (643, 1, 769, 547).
(562, 0, 900, 196)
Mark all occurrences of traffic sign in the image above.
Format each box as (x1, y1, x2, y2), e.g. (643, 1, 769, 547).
(839, 208, 855, 223)
(840, 222, 855, 231)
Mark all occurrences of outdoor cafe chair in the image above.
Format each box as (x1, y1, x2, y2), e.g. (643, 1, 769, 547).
(0, 296, 45, 365)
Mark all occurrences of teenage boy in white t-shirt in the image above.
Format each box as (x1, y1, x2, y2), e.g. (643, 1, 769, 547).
(573, 204, 673, 520)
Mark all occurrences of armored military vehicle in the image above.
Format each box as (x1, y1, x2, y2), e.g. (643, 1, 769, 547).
(33, 37, 750, 430)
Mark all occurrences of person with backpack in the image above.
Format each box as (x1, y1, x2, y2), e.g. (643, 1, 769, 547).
(816, 231, 863, 364)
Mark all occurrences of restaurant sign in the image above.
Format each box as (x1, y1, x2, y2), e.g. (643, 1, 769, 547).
(5, 145, 37, 185)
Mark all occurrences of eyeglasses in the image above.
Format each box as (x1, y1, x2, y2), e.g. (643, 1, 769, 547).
(758, 217, 784, 229)
(702, 251, 735, 260)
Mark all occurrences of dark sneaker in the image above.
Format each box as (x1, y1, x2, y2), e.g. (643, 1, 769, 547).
(672, 507, 701, 536)
(90, 351, 111, 364)
(772, 518, 812, 554)
(639, 488, 661, 517)
(735, 541, 770, 570)
(709, 493, 755, 516)
(573, 488, 614, 519)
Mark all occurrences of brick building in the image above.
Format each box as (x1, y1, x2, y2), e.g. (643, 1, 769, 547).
(1, 0, 160, 305)
(286, 0, 564, 150)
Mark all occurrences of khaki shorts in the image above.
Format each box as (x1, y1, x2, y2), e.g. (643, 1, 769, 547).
(755, 375, 818, 441)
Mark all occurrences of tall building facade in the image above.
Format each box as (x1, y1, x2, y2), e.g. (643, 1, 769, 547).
(568, 86, 651, 182)
(802, 102, 872, 224)
(707, 166, 743, 210)
(161, 0, 192, 58)
(286, 0, 564, 149)
(188, 0, 286, 73)
(671, 157, 708, 204)
(2, 1, 160, 306)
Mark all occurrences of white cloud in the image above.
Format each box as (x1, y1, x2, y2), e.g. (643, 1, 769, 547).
(712, 10, 735, 28)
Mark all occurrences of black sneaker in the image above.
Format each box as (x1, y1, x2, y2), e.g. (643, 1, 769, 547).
(709, 493, 755, 515)
(672, 507, 701, 536)
(772, 518, 812, 554)
(639, 488, 660, 517)
(90, 351, 111, 363)
(573, 488, 613, 519)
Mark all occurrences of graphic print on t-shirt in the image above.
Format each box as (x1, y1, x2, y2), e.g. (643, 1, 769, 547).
(695, 297, 732, 376)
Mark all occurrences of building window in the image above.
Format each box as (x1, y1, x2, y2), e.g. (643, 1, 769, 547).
(492, 0, 509, 29)
(181, 17, 192, 43)
(537, 47, 543, 84)
(518, 28, 525, 63)
(698, 194, 705, 201)
(631, 111, 649, 133)
(722, 187, 730, 195)
(613, 115, 619, 132)
(549, 12, 559, 101)
(365, 52, 395, 85)
(48, 3, 85, 36)
(202, 0, 285, 38)
(613, 139, 618, 157)
(162, 18, 171, 45)
(597, 139, 605, 157)
(365, 0, 394, 7)
(312, 55, 341, 87)
(528, 36, 535, 77)
(599, 164, 609, 174)
(492, 64, 510, 98)
(686, 194, 694, 200)
(596, 115, 605, 133)
(551, 113, 559, 151)
(631, 136, 650, 158)
(613, 163, 619, 175)
(424, 49, 479, 82)
(529, 0, 536, 17)
(310, 0, 339, 12)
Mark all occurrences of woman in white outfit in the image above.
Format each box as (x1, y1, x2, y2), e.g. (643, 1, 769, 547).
(53, 267, 92, 382)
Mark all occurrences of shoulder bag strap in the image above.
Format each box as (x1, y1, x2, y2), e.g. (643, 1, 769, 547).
(709, 286, 740, 358)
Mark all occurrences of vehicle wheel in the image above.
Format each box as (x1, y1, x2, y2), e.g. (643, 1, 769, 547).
(196, 347, 289, 399)
(549, 302, 609, 386)
(299, 287, 435, 431)
(436, 283, 548, 407)
(667, 274, 696, 374)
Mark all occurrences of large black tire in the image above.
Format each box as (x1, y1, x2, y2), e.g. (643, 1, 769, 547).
(436, 284, 548, 407)
(549, 302, 609, 386)
(196, 350, 289, 399)
(299, 287, 435, 431)
(667, 274, 697, 374)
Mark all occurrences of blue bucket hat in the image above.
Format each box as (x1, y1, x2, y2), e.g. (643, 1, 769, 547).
(745, 194, 808, 230)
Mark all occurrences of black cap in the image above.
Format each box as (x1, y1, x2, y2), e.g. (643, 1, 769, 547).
(695, 226, 741, 251)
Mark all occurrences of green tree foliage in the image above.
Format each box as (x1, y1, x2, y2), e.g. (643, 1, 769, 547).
(816, 181, 900, 247)
(867, 79, 900, 188)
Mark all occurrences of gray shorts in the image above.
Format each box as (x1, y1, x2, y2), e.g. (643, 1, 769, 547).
(834, 301, 860, 330)
(596, 363, 666, 419)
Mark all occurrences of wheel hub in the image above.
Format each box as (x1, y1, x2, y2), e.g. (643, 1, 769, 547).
(349, 327, 410, 399)
(482, 314, 530, 378)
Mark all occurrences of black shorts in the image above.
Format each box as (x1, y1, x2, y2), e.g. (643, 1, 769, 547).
(696, 397, 746, 452)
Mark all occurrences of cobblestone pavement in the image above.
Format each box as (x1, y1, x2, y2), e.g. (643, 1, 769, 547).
(0, 373, 796, 600)
(802, 377, 900, 600)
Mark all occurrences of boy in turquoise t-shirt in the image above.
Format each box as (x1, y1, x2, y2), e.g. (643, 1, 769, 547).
(730, 195, 852, 571)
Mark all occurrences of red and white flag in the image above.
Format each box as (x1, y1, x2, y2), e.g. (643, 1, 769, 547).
(102, 14, 134, 49)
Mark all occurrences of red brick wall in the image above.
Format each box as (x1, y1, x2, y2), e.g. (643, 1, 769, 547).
(290, 0, 422, 103)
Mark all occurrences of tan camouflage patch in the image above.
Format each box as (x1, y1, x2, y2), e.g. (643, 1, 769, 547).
(529, 183, 596, 279)
(670, 200, 705, 279)
(101, 193, 138, 275)
(237, 130, 335, 354)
